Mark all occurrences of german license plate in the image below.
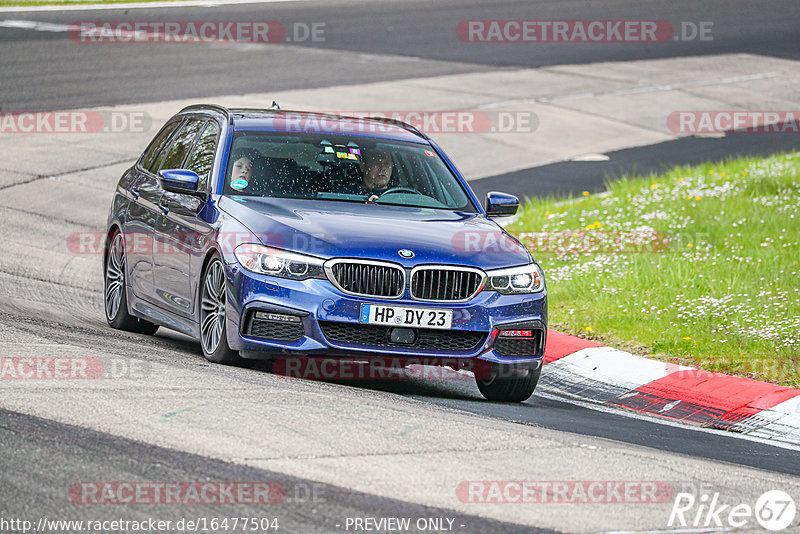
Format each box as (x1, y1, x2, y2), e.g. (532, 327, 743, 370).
(359, 304, 452, 330)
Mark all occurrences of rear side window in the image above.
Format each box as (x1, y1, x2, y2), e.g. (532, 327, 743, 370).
(159, 119, 206, 171)
(184, 121, 220, 193)
(141, 120, 182, 173)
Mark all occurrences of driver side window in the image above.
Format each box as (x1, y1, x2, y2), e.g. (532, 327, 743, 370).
(159, 119, 206, 172)
(184, 121, 220, 193)
(141, 119, 182, 173)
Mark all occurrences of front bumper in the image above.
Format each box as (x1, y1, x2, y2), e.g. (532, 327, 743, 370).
(224, 262, 547, 366)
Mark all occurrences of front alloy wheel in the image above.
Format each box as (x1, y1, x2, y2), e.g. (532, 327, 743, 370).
(199, 256, 241, 364)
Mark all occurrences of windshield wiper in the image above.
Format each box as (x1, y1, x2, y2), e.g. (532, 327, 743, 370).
(371, 200, 449, 210)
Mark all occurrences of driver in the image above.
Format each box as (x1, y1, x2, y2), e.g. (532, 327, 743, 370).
(361, 149, 393, 200)
(335, 149, 394, 201)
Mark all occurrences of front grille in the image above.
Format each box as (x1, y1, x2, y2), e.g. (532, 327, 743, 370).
(319, 321, 486, 352)
(326, 260, 404, 298)
(494, 332, 545, 357)
(243, 312, 304, 341)
(410, 267, 484, 302)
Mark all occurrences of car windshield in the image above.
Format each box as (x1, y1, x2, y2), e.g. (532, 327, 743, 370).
(222, 131, 476, 212)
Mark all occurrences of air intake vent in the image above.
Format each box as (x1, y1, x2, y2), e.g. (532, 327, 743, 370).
(319, 321, 486, 352)
(243, 310, 304, 341)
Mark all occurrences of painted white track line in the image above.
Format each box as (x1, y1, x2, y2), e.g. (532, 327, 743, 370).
(0, 19, 70, 31)
(0, 0, 305, 13)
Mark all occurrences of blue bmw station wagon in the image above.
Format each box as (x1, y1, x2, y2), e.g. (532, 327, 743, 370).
(105, 105, 547, 402)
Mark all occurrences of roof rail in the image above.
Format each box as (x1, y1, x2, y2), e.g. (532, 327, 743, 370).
(362, 116, 428, 140)
(179, 104, 234, 124)
(175, 106, 429, 138)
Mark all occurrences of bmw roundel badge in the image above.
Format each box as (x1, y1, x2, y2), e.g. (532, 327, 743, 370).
(398, 249, 415, 259)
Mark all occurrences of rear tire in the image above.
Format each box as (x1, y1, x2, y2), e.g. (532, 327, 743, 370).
(105, 231, 159, 335)
(476, 363, 541, 402)
(199, 255, 242, 365)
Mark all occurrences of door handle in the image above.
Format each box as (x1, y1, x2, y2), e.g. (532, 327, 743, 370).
(159, 198, 170, 214)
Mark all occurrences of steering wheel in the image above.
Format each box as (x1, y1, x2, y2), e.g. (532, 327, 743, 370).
(378, 187, 423, 196)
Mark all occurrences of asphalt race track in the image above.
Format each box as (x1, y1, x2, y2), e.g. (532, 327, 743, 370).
(1, 1, 800, 533)
(2, 0, 800, 110)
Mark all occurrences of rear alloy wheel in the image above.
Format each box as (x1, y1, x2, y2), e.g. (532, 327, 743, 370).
(105, 231, 159, 335)
(199, 256, 241, 364)
(475, 363, 541, 402)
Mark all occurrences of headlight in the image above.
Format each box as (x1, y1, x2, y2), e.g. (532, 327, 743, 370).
(234, 243, 325, 280)
(485, 263, 545, 294)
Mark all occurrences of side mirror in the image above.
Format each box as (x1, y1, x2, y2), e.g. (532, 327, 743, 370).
(485, 191, 519, 217)
(158, 169, 202, 196)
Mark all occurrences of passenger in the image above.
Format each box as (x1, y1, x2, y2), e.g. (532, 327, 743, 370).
(228, 150, 256, 192)
(230, 154, 253, 182)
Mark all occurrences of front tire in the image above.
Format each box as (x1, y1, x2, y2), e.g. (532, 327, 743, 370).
(476, 363, 541, 402)
(199, 255, 242, 365)
(105, 231, 159, 335)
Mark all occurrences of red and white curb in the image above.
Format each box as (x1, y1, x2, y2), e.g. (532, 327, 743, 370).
(540, 330, 800, 446)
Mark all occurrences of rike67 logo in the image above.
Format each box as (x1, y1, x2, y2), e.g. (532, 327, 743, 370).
(669, 489, 797, 531)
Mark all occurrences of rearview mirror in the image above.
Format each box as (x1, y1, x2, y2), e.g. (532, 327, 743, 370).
(158, 169, 202, 196)
(485, 191, 519, 217)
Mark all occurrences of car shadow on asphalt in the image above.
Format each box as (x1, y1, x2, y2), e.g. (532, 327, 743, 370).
(240, 356, 487, 402)
(152, 331, 522, 404)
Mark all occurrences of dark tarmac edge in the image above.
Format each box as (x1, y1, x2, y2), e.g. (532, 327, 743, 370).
(0, 408, 558, 534)
(469, 129, 800, 200)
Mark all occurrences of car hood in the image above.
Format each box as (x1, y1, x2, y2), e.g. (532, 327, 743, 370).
(218, 196, 531, 270)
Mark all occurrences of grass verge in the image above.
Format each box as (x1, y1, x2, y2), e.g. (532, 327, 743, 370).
(508, 152, 800, 387)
